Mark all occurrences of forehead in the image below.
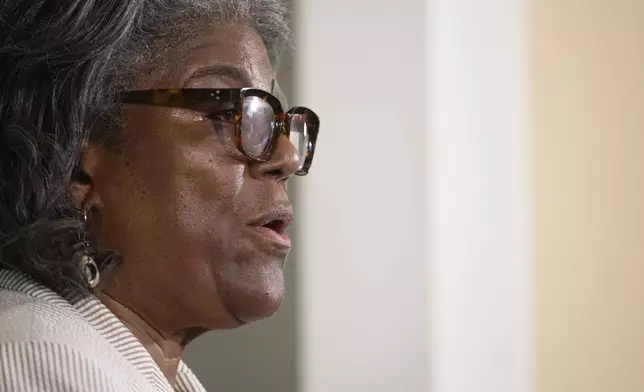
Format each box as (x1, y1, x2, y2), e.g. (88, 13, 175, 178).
(135, 22, 274, 91)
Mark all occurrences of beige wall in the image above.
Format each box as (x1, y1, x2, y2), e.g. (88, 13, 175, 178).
(534, 1, 644, 391)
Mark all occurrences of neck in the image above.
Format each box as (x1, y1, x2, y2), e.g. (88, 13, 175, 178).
(99, 293, 195, 384)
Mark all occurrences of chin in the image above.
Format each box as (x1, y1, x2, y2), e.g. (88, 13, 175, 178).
(219, 260, 286, 325)
(234, 290, 284, 324)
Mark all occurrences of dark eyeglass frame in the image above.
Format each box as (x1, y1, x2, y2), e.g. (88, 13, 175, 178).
(119, 88, 320, 176)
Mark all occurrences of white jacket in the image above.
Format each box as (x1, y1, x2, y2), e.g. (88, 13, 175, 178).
(0, 269, 206, 392)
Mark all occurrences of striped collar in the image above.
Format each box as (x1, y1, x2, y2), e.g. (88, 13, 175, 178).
(0, 269, 206, 392)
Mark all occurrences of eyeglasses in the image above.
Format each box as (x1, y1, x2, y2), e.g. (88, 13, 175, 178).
(119, 88, 320, 176)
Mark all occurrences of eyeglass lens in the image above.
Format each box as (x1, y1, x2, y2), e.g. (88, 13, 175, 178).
(240, 96, 311, 171)
(240, 96, 274, 159)
(288, 113, 310, 170)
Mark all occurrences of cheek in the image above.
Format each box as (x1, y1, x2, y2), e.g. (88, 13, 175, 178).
(174, 147, 247, 236)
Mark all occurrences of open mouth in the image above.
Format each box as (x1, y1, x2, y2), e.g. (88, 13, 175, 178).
(247, 206, 294, 249)
(262, 219, 289, 235)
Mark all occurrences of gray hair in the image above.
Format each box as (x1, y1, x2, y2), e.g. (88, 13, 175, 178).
(123, 0, 292, 74)
(0, 0, 292, 296)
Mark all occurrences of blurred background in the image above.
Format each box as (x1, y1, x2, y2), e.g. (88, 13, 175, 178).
(184, 0, 644, 391)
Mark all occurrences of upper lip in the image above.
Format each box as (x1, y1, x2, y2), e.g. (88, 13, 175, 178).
(247, 204, 294, 233)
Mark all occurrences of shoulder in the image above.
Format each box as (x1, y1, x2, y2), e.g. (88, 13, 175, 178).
(0, 287, 96, 347)
(0, 270, 105, 350)
(0, 339, 120, 392)
(0, 288, 132, 392)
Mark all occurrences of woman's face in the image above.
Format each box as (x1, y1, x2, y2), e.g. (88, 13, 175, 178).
(81, 22, 299, 332)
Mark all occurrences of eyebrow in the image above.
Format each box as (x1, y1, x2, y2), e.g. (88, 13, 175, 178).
(184, 65, 252, 87)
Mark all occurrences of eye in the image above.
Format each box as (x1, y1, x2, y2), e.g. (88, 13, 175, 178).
(207, 108, 237, 123)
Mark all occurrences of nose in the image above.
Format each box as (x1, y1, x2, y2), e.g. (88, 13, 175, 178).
(250, 135, 300, 181)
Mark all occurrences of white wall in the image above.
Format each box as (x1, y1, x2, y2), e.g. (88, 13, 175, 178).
(293, 0, 428, 391)
(295, 0, 533, 391)
(426, 1, 533, 392)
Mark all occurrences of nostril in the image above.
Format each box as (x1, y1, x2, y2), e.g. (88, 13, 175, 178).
(264, 168, 283, 178)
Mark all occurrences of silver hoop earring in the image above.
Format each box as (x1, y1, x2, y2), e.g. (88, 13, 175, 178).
(79, 210, 100, 289)
(80, 253, 100, 289)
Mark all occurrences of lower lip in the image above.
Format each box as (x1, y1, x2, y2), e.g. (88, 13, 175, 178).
(249, 226, 292, 250)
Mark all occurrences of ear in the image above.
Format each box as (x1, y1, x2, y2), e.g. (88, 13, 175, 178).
(69, 146, 103, 211)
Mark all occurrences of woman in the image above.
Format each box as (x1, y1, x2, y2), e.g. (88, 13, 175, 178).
(0, 0, 319, 391)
